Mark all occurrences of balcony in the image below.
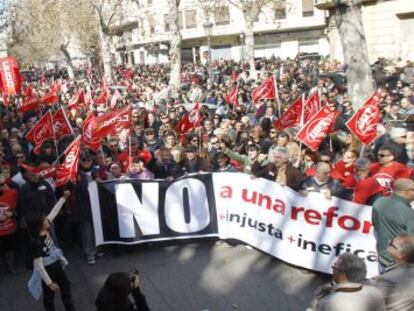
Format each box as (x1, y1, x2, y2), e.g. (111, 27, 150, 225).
(314, 0, 376, 10)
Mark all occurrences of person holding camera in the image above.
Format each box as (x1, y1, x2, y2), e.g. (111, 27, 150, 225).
(95, 270, 150, 311)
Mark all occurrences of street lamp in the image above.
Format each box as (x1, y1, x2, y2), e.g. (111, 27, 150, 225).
(239, 32, 245, 65)
(203, 22, 213, 80)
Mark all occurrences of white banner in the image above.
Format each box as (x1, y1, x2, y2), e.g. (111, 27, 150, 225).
(90, 173, 379, 278)
(213, 173, 378, 277)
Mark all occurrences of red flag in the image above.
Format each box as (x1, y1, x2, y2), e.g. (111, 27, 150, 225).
(53, 107, 73, 140)
(25, 111, 55, 154)
(93, 90, 108, 106)
(273, 95, 304, 131)
(24, 84, 34, 97)
(346, 91, 380, 145)
(252, 77, 276, 103)
(19, 95, 40, 113)
(110, 89, 121, 109)
(175, 102, 202, 134)
(67, 89, 85, 110)
(0, 57, 22, 96)
(225, 87, 239, 106)
(51, 79, 62, 93)
(19, 162, 57, 179)
(41, 89, 59, 105)
(55, 136, 81, 187)
(82, 113, 101, 151)
(303, 91, 322, 123)
(296, 107, 339, 152)
(92, 105, 131, 138)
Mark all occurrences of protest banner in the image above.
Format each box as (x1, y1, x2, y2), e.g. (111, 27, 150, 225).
(89, 172, 378, 277)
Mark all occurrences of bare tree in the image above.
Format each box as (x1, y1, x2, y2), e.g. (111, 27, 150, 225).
(318, 0, 375, 108)
(88, 0, 139, 81)
(168, 0, 181, 88)
(9, 0, 99, 77)
(227, 0, 273, 71)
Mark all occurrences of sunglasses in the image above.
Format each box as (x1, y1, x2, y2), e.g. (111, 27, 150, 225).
(211, 141, 219, 145)
(145, 132, 154, 135)
(388, 239, 398, 250)
(0, 183, 5, 187)
(270, 131, 277, 134)
(378, 154, 392, 158)
(81, 158, 93, 162)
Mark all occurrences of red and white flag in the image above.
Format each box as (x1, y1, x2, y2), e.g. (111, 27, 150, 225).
(94, 90, 108, 106)
(176, 102, 202, 134)
(92, 105, 131, 138)
(303, 91, 322, 123)
(296, 107, 339, 152)
(41, 89, 59, 106)
(225, 87, 239, 106)
(25, 111, 55, 154)
(346, 91, 381, 145)
(82, 113, 101, 151)
(273, 95, 304, 131)
(19, 95, 40, 113)
(252, 77, 276, 103)
(51, 79, 62, 93)
(53, 107, 74, 140)
(24, 84, 34, 97)
(19, 162, 57, 179)
(55, 136, 81, 187)
(110, 89, 121, 109)
(67, 89, 85, 110)
(0, 57, 22, 96)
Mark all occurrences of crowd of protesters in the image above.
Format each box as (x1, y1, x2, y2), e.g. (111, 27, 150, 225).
(0, 54, 414, 310)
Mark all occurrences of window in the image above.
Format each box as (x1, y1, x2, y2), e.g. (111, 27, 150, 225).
(274, 1, 286, 20)
(148, 15, 155, 35)
(139, 18, 145, 36)
(214, 6, 230, 25)
(299, 40, 319, 53)
(164, 14, 170, 31)
(185, 10, 197, 29)
(178, 11, 183, 29)
(302, 0, 314, 17)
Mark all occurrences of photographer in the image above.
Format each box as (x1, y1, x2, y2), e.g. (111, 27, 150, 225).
(95, 270, 150, 311)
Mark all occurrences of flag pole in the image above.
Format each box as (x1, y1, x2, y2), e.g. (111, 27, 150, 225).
(273, 74, 281, 118)
(359, 144, 365, 158)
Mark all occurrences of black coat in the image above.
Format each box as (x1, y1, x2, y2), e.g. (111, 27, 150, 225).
(19, 179, 56, 225)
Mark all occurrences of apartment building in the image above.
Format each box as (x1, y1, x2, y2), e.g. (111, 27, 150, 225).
(113, 0, 329, 65)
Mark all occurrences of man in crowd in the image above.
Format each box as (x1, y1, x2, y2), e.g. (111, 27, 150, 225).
(308, 253, 385, 310)
(253, 146, 304, 191)
(372, 232, 414, 310)
(372, 178, 414, 272)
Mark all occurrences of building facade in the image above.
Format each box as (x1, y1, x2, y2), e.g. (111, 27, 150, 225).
(114, 0, 329, 65)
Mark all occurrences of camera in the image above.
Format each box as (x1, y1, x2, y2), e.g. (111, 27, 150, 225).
(129, 268, 139, 284)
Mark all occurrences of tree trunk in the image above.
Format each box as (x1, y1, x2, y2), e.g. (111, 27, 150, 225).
(60, 43, 75, 79)
(99, 29, 113, 82)
(334, 4, 374, 108)
(244, 18, 255, 72)
(168, 0, 181, 88)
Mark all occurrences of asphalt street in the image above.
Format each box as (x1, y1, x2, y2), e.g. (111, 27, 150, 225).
(0, 239, 329, 311)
